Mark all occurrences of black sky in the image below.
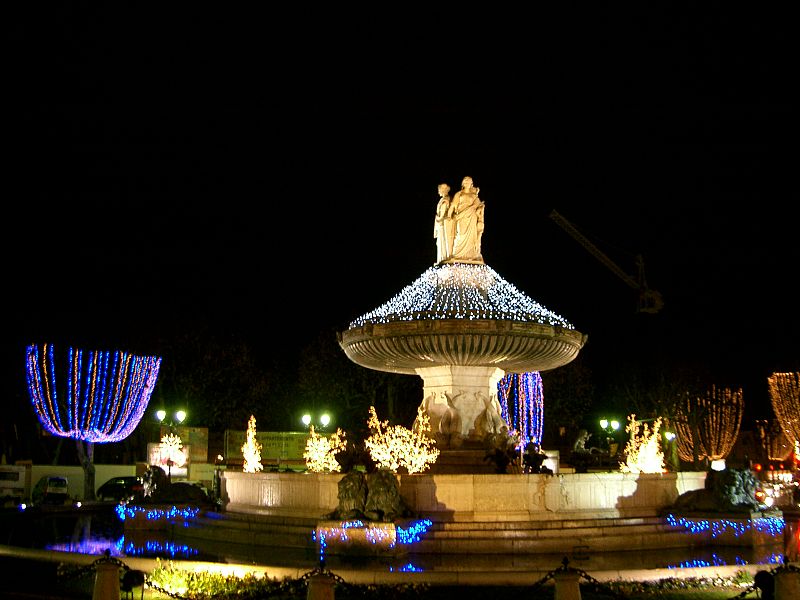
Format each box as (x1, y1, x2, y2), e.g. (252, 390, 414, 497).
(5, 4, 797, 422)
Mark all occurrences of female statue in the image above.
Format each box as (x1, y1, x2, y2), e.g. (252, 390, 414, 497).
(433, 182, 455, 263)
(449, 176, 484, 263)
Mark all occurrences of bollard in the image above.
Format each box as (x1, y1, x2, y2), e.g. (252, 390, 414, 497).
(553, 570, 582, 600)
(93, 561, 121, 600)
(306, 572, 335, 600)
(753, 570, 774, 600)
(774, 569, 800, 600)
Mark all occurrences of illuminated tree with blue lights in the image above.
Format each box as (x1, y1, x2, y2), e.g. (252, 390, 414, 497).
(498, 371, 544, 446)
(25, 343, 162, 500)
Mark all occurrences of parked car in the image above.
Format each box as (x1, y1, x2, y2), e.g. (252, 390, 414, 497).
(96, 475, 144, 502)
(148, 479, 220, 510)
(31, 475, 70, 506)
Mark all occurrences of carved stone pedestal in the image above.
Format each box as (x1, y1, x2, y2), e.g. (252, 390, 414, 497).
(417, 365, 506, 446)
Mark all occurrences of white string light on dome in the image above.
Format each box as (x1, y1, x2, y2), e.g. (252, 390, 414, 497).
(350, 263, 574, 328)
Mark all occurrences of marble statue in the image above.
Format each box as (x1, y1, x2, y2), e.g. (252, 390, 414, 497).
(433, 182, 455, 263)
(448, 176, 485, 263)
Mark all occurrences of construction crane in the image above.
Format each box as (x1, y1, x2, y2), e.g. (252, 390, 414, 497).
(549, 209, 664, 314)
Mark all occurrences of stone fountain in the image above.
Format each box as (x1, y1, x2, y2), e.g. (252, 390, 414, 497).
(338, 176, 587, 461)
(220, 178, 712, 561)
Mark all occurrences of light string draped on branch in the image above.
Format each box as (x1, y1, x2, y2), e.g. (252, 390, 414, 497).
(674, 385, 743, 462)
(25, 343, 162, 443)
(768, 372, 800, 447)
(498, 371, 543, 445)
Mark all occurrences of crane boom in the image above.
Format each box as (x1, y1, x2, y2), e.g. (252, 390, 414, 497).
(549, 209, 664, 314)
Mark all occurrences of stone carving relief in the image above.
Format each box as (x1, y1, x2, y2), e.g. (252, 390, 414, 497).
(419, 390, 464, 449)
(474, 391, 507, 438)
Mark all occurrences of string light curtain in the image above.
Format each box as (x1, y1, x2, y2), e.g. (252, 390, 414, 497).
(498, 371, 543, 445)
(768, 372, 800, 447)
(674, 386, 743, 462)
(25, 343, 162, 443)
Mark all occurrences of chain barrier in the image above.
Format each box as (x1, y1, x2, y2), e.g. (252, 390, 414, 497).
(56, 549, 135, 582)
(298, 558, 348, 585)
(728, 554, 800, 599)
(144, 580, 188, 599)
(55, 550, 797, 599)
(529, 556, 626, 599)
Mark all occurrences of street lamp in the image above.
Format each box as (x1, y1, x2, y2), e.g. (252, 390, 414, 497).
(301, 412, 332, 430)
(664, 429, 678, 470)
(599, 418, 620, 432)
(156, 409, 186, 429)
(599, 418, 621, 454)
(156, 409, 187, 482)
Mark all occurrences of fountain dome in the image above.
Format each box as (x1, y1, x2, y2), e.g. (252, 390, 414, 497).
(340, 262, 586, 375)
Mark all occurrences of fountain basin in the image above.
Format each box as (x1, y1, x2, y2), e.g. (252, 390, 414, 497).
(339, 319, 586, 375)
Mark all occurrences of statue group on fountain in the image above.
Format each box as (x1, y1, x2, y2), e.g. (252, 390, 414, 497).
(434, 176, 485, 264)
(420, 388, 508, 450)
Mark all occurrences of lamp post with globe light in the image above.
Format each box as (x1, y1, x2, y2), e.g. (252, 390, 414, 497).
(663, 429, 679, 471)
(599, 418, 621, 455)
(156, 409, 186, 482)
(301, 413, 331, 430)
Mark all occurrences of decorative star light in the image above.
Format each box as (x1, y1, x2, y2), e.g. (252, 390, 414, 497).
(25, 343, 161, 443)
(160, 433, 187, 468)
(349, 263, 574, 328)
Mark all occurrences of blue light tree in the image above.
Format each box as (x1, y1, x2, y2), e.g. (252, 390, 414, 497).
(25, 343, 162, 500)
(498, 371, 544, 446)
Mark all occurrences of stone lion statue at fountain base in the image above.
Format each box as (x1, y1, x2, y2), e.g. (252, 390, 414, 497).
(670, 468, 762, 513)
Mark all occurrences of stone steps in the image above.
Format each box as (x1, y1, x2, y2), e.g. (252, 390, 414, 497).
(407, 513, 691, 554)
(178, 510, 691, 555)
(180, 511, 318, 549)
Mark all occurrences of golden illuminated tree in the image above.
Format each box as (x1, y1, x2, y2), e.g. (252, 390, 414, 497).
(364, 405, 439, 474)
(768, 372, 800, 448)
(241, 415, 263, 473)
(619, 414, 665, 474)
(303, 425, 347, 472)
(674, 386, 743, 464)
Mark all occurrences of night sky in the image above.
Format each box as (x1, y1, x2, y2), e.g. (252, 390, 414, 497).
(5, 5, 796, 425)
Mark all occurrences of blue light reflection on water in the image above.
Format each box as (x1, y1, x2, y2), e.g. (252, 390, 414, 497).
(45, 536, 200, 559)
(117, 536, 200, 558)
(389, 562, 424, 573)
